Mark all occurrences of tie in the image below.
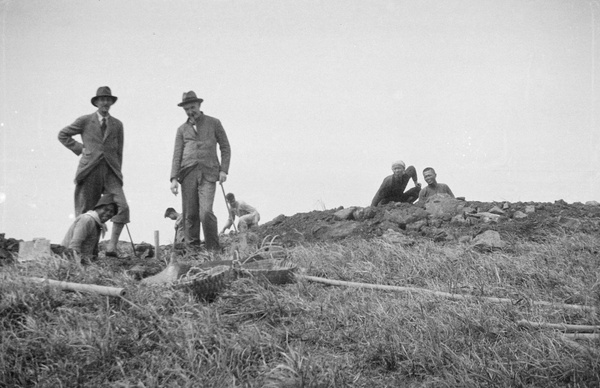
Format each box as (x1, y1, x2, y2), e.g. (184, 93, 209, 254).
(101, 118, 107, 137)
(189, 118, 197, 133)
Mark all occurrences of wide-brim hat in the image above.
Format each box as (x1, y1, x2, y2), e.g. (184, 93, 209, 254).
(94, 194, 119, 212)
(91, 86, 118, 107)
(177, 91, 204, 107)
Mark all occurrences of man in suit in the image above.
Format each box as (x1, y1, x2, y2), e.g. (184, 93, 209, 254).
(170, 91, 231, 252)
(58, 86, 130, 257)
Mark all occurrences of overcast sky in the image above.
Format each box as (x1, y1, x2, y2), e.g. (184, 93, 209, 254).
(1, 0, 599, 244)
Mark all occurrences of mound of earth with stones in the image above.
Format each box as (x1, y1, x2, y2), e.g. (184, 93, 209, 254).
(253, 196, 600, 249)
(3, 195, 600, 268)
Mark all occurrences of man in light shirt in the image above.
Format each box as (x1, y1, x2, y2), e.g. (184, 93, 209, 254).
(221, 193, 260, 233)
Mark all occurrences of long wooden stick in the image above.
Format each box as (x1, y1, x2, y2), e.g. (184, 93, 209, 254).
(26, 277, 126, 297)
(517, 320, 600, 333)
(297, 275, 597, 312)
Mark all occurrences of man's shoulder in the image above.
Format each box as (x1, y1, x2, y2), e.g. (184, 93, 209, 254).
(108, 115, 123, 126)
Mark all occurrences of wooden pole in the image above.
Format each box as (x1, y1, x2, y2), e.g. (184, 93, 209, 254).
(517, 320, 600, 333)
(26, 277, 126, 297)
(297, 275, 598, 313)
(154, 230, 160, 262)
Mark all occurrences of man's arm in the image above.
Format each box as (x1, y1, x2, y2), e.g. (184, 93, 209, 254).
(371, 177, 390, 207)
(215, 119, 231, 177)
(170, 127, 184, 195)
(58, 116, 87, 155)
(405, 166, 420, 186)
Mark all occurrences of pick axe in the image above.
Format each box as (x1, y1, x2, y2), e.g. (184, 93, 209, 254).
(219, 182, 238, 233)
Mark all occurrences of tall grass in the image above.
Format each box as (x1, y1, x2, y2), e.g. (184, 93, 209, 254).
(1, 228, 599, 387)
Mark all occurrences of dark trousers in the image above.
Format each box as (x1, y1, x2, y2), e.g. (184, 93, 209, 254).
(180, 166, 219, 250)
(378, 186, 421, 206)
(74, 160, 130, 223)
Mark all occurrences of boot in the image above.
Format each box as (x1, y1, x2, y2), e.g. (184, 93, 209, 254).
(106, 222, 125, 257)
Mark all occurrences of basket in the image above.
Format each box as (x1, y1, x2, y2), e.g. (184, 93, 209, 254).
(236, 258, 297, 285)
(172, 265, 234, 299)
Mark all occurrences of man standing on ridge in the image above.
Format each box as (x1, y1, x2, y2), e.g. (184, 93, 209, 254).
(170, 91, 231, 252)
(58, 86, 130, 257)
(371, 160, 421, 206)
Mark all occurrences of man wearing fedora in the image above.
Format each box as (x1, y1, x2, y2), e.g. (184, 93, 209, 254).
(170, 91, 231, 252)
(58, 86, 130, 257)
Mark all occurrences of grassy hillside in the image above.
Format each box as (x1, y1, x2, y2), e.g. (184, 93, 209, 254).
(1, 201, 599, 387)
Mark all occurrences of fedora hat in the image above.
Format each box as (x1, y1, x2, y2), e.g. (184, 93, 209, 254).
(177, 91, 204, 107)
(91, 86, 118, 107)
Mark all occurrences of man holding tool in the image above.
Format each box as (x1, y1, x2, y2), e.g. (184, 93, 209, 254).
(169, 91, 231, 252)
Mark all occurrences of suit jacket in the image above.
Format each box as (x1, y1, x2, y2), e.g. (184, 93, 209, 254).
(170, 112, 231, 183)
(58, 113, 124, 184)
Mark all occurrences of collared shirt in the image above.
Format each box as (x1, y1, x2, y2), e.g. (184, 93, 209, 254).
(96, 112, 110, 122)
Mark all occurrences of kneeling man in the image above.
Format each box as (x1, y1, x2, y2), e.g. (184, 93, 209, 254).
(62, 194, 118, 263)
(371, 160, 421, 206)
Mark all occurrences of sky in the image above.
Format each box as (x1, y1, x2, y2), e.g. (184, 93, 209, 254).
(1, 0, 599, 245)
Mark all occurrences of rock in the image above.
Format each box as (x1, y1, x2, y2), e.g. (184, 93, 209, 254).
(513, 211, 528, 219)
(406, 219, 427, 232)
(557, 216, 582, 230)
(270, 214, 286, 225)
(502, 202, 510, 210)
(312, 222, 360, 240)
(525, 205, 536, 214)
(488, 206, 505, 215)
(424, 195, 465, 220)
(471, 230, 506, 251)
(353, 206, 376, 221)
(18, 238, 52, 262)
(333, 207, 356, 221)
(585, 201, 600, 206)
(381, 230, 415, 246)
(384, 207, 429, 226)
(458, 235, 472, 244)
(451, 214, 468, 224)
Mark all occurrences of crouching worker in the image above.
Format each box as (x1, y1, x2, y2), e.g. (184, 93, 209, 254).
(62, 194, 118, 264)
(221, 193, 260, 233)
(164, 207, 185, 243)
(371, 160, 421, 206)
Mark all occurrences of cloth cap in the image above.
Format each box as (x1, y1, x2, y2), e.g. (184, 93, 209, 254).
(93, 194, 118, 212)
(391, 160, 405, 169)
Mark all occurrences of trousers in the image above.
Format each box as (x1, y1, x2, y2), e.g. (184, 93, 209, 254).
(180, 166, 219, 250)
(74, 159, 130, 223)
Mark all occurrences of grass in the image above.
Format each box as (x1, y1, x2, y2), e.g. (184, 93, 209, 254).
(1, 226, 599, 387)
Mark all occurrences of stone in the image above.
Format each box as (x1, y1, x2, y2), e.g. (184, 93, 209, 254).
(585, 201, 600, 206)
(557, 216, 582, 230)
(312, 222, 360, 240)
(451, 214, 468, 224)
(384, 206, 429, 226)
(524, 205, 536, 214)
(488, 206, 505, 215)
(353, 206, 376, 221)
(333, 207, 356, 221)
(18, 238, 52, 262)
(471, 230, 506, 251)
(382, 230, 415, 246)
(406, 219, 427, 232)
(513, 211, 527, 219)
(424, 195, 465, 220)
(502, 202, 510, 210)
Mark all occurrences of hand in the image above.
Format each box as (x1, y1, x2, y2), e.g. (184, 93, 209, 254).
(170, 180, 179, 196)
(219, 171, 227, 183)
(415, 182, 422, 189)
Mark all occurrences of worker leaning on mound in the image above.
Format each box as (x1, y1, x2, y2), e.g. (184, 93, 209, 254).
(221, 193, 260, 234)
(417, 167, 455, 204)
(57, 86, 130, 257)
(62, 194, 119, 264)
(371, 160, 421, 207)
